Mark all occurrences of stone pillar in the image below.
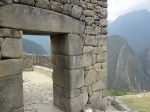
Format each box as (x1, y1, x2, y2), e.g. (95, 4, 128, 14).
(0, 28, 24, 112)
(51, 34, 88, 112)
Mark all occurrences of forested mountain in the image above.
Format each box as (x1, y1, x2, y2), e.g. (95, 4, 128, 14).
(108, 35, 150, 92)
(22, 38, 47, 55)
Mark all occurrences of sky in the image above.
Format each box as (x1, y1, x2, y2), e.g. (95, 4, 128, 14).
(108, 0, 150, 22)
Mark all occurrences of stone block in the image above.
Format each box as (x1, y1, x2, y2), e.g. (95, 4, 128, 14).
(98, 35, 107, 46)
(0, 75, 23, 112)
(94, 46, 102, 54)
(85, 69, 97, 86)
(1, 38, 22, 58)
(0, 59, 23, 78)
(92, 54, 97, 65)
(91, 97, 107, 111)
(54, 89, 88, 112)
(85, 17, 94, 25)
(102, 27, 108, 34)
(85, 26, 97, 35)
(101, 8, 107, 18)
(84, 35, 98, 46)
(0, 0, 12, 3)
(100, 19, 107, 27)
(89, 91, 102, 103)
(0, 28, 22, 37)
(71, 5, 83, 19)
(96, 68, 107, 81)
(63, 4, 72, 15)
(53, 65, 84, 90)
(83, 46, 93, 53)
(0, 37, 3, 46)
(93, 63, 102, 69)
(35, 0, 50, 9)
(20, 0, 35, 6)
(97, 52, 107, 63)
(54, 0, 66, 4)
(102, 62, 107, 68)
(102, 89, 107, 97)
(51, 1, 63, 13)
(0, 4, 85, 34)
(83, 53, 92, 67)
(83, 10, 94, 17)
(54, 84, 81, 98)
(51, 34, 83, 55)
(88, 86, 93, 96)
(92, 78, 107, 92)
(51, 54, 83, 69)
(102, 45, 107, 52)
(12, 107, 24, 112)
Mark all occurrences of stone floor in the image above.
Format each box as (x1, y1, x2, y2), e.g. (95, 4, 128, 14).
(23, 71, 63, 112)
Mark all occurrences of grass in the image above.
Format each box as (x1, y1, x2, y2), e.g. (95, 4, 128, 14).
(118, 93, 150, 112)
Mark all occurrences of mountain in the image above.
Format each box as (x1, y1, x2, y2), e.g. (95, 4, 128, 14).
(108, 9, 150, 55)
(22, 38, 47, 55)
(108, 35, 150, 92)
(23, 35, 51, 55)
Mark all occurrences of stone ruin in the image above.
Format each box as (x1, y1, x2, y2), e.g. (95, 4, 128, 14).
(0, 0, 108, 112)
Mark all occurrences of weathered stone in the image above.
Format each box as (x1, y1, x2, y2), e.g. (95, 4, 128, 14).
(98, 1, 108, 8)
(92, 78, 107, 92)
(12, 0, 19, 3)
(94, 46, 102, 54)
(84, 35, 98, 46)
(1, 0, 12, 3)
(54, 84, 81, 98)
(95, 26, 101, 34)
(54, 0, 66, 4)
(83, 104, 95, 112)
(94, 6, 101, 14)
(100, 19, 107, 27)
(51, 1, 63, 13)
(53, 65, 84, 89)
(71, 5, 83, 19)
(87, 3, 94, 10)
(101, 8, 107, 18)
(96, 69, 107, 81)
(51, 54, 83, 69)
(102, 62, 107, 68)
(88, 86, 93, 96)
(83, 10, 94, 17)
(63, 4, 72, 15)
(67, 0, 79, 5)
(93, 63, 102, 69)
(84, 65, 93, 70)
(95, 67, 102, 74)
(81, 87, 87, 93)
(79, 1, 87, 9)
(0, 2, 5, 6)
(0, 37, 3, 46)
(98, 35, 107, 46)
(85, 17, 94, 25)
(91, 0, 97, 4)
(51, 34, 83, 56)
(91, 97, 107, 111)
(97, 52, 107, 62)
(1, 38, 22, 58)
(35, 0, 50, 9)
(0, 28, 22, 37)
(102, 89, 107, 97)
(54, 89, 88, 112)
(102, 45, 107, 52)
(89, 91, 102, 103)
(83, 53, 92, 67)
(83, 46, 93, 53)
(12, 107, 24, 112)
(0, 75, 23, 112)
(85, 69, 97, 86)
(20, 0, 35, 6)
(85, 26, 97, 35)
(92, 54, 97, 65)
(102, 27, 108, 34)
(0, 4, 85, 34)
(0, 59, 23, 78)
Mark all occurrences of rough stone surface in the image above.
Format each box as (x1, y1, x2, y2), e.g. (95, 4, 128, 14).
(89, 91, 102, 103)
(53, 65, 84, 90)
(71, 5, 83, 19)
(0, 59, 23, 78)
(0, 4, 85, 34)
(51, 34, 83, 55)
(51, 1, 63, 13)
(54, 90, 88, 112)
(0, 75, 23, 112)
(35, 0, 50, 9)
(20, 0, 35, 6)
(51, 54, 83, 69)
(83, 46, 93, 53)
(0, 28, 22, 37)
(97, 52, 107, 63)
(85, 69, 97, 86)
(63, 4, 72, 15)
(92, 78, 107, 92)
(83, 53, 92, 67)
(84, 35, 98, 46)
(0, 0, 12, 3)
(1, 38, 22, 58)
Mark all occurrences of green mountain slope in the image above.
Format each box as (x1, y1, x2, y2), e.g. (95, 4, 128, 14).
(108, 35, 150, 92)
(22, 38, 47, 55)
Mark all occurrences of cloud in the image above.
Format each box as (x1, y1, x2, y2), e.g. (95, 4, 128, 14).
(108, 0, 150, 21)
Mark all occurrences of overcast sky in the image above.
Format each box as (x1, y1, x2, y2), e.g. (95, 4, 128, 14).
(108, 0, 150, 22)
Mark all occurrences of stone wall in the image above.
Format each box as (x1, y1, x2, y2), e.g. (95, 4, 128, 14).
(0, 0, 108, 112)
(0, 28, 24, 112)
(22, 53, 52, 71)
